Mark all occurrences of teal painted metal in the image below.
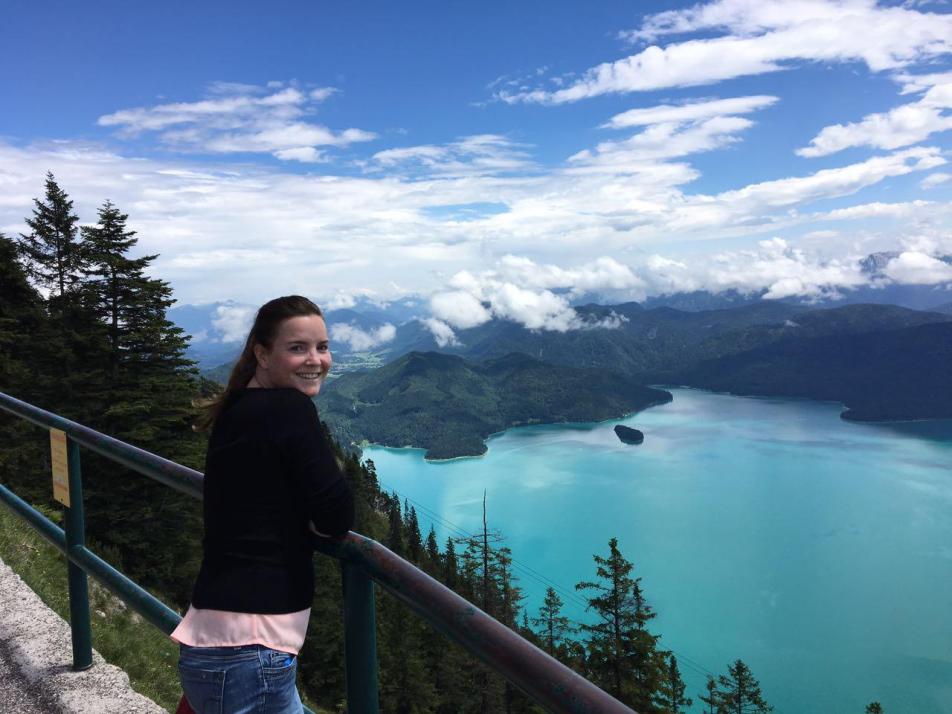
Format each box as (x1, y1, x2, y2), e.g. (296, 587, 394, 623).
(64, 437, 93, 671)
(0, 483, 181, 634)
(1, 390, 634, 714)
(315, 533, 636, 713)
(341, 562, 379, 713)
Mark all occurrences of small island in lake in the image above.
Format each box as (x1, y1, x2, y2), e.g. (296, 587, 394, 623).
(614, 425, 644, 445)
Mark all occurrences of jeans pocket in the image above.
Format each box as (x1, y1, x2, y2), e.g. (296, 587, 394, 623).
(179, 664, 226, 714)
(262, 648, 296, 672)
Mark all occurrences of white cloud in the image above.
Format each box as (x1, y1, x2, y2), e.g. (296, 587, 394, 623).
(921, 172, 952, 189)
(712, 147, 944, 210)
(371, 134, 533, 177)
(821, 200, 935, 220)
(602, 95, 778, 129)
(429, 291, 492, 329)
(420, 318, 460, 347)
(212, 304, 256, 343)
(430, 257, 641, 332)
(884, 251, 952, 284)
(895, 70, 952, 94)
(499, 0, 952, 104)
(1, 125, 948, 309)
(272, 147, 327, 163)
(797, 81, 952, 157)
(642, 238, 870, 301)
(98, 82, 375, 161)
(330, 322, 396, 351)
(496, 255, 643, 293)
(570, 115, 756, 170)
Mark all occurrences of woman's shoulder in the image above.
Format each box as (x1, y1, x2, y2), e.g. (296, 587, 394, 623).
(237, 388, 317, 419)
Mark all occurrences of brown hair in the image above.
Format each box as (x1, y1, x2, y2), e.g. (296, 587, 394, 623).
(193, 295, 324, 432)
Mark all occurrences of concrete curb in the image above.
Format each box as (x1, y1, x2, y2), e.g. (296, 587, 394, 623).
(0, 555, 167, 713)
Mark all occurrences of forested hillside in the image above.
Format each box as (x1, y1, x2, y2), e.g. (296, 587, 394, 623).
(319, 351, 672, 458)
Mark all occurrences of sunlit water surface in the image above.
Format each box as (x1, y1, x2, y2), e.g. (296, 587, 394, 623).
(363, 389, 952, 714)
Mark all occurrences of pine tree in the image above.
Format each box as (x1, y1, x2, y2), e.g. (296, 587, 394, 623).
(442, 536, 458, 590)
(653, 653, 692, 714)
(386, 492, 406, 557)
(80, 200, 153, 380)
(15, 175, 108, 415)
(17, 172, 84, 307)
(405, 502, 423, 563)
(865, 703, 884, 714)
(708, 659, 772, 714)
(531, 587, 574, 657)
(575, 537, 663, 710)
(699, 677, 721, 714)
(423, 525, 441, 576)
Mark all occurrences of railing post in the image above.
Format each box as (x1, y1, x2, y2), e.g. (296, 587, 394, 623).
(64, 437, 93, 671)
(341, 562, 379, 713)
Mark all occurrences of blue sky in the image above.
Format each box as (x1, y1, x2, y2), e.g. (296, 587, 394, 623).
(3, 0, 952, 343)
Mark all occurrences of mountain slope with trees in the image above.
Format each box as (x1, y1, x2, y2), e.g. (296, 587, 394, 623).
(671, 321, 952, 421)
(318, 351, 672, 458)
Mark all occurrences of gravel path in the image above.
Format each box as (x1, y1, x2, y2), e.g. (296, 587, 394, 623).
(0, 641, 58, 713)
(0, 555, 167, 713)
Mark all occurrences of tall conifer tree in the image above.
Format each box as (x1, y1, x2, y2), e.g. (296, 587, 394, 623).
(575, 537, 663, 710)
(531, 586, 574, 657)
(654, 653, 692, 713)
(703, 659, 772, 714)
(17, 172, 84, 307)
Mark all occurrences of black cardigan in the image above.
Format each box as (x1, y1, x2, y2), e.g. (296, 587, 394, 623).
(190, 388, 354, 613)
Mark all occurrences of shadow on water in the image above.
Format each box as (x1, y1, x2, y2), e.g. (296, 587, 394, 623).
(860, 419, 952, 445)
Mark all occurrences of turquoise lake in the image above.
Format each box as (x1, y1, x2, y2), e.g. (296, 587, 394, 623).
(363, 389, 952, 714)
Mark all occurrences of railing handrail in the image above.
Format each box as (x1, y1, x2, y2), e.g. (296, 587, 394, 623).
(0, 390, 635, 714)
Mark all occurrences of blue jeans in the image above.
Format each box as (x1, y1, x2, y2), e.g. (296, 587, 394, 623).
(178, 644, 304, 714)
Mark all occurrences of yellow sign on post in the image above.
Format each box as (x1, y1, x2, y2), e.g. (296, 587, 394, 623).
(50, 428, 70, 507)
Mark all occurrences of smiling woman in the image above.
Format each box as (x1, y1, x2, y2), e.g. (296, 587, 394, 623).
(181, 295, 353, 713)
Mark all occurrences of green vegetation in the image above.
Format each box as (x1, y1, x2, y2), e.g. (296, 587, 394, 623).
(319, 351, 672, 459)
(672, 323, 952, 422)
(697, 660, 772, 713)
(0, 503, 183, 711)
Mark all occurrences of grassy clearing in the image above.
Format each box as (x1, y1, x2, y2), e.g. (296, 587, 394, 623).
(0, 501, 182, 712)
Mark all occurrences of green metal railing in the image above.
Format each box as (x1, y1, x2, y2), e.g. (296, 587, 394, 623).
(0, 391, 634, 714)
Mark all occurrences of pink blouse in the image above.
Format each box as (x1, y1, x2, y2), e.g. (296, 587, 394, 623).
(170, 606, 311, 655)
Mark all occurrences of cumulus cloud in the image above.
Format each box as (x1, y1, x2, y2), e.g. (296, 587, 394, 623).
(98, 82, 375, 161)
(428, 257, 639, 333)
(212, 304, 255, 342)
(429, 291, 492, 329)
(883, 251, 952, 284)
(642, 238, 870, 301)
(797, 81, 952, 157)
(420, 318, 461, 347)
(330, 322, 396, 351)
(498, 0, 952, 104)
(495, 255, 643, 294)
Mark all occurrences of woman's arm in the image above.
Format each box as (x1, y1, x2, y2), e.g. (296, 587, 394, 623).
(279, 392, 356, 537)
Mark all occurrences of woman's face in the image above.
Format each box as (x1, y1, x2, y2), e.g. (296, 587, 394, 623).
(252, 315, 332, 397)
